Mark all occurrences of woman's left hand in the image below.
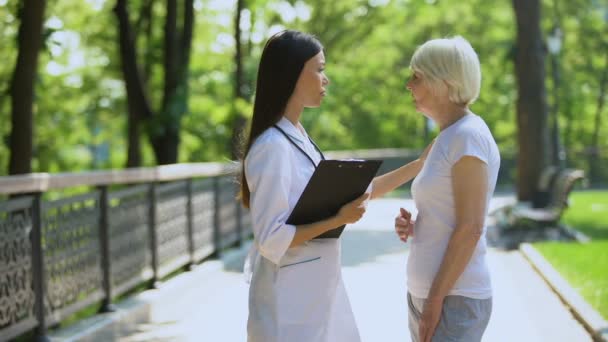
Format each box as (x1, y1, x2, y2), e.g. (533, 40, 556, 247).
(394, 208, 414, 242)
(419, 297, 443, 342)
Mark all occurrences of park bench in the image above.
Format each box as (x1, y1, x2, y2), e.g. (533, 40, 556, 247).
(531, 165, 560, 208)
(490, 166, 558, 223)
(506, 168, 585, 228)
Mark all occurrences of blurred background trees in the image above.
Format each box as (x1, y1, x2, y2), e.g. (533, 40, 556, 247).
(1, 0, 607, 193)
(8, 0, 46, 175)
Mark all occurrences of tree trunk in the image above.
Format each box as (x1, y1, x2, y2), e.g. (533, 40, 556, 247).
(234, 0, 244, 100)
(162, 0, 178, 110)
(126, 114, 142, 167)
(150, 0, 194, 165)
(512, 0, 551, 201)
(247, 6, 254, 58)
(139, 0, 155, 85)
(8, 0, 46, 175)
(549, 0, 565, 168)
(549, 53, 564, 168)
(115, 0, 193, 166)
(562, 94, 573, 165)
(146, 0, 179, 164)
(589, 49, 608, 185)
(114, 0, 154, 167)
(231, 0, 248, 159)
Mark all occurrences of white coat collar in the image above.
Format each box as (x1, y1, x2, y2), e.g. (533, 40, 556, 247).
(275, 117, 307, 144)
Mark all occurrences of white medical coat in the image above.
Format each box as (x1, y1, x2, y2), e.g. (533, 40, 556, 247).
(245, 117, 360, 342)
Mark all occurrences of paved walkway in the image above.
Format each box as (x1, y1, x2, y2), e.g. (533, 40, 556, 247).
(62, 197, 592, 342)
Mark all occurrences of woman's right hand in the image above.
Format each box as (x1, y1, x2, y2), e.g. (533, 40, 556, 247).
(336, 193, 369, 225)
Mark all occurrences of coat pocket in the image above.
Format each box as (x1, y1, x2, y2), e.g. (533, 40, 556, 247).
(280, 256, 321, 269)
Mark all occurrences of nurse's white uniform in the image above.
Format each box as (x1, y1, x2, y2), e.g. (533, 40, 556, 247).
(245, 117, 361, 342)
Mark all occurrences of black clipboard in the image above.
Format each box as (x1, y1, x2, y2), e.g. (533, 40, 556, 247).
(287, 159, 383, 239)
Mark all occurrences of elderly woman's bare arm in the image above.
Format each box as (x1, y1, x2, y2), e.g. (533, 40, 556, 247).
(427, 155, 488, 299)
(418, 156, 488, 342)
(370, 140, 434, 199)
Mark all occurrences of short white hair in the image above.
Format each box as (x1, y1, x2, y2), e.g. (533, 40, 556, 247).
(410, 36, 481, 106)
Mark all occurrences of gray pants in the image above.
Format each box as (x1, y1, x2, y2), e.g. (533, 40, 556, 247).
(407, 293, 492, 342)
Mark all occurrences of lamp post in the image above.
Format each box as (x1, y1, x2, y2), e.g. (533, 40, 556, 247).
(547, 25, 565, 168)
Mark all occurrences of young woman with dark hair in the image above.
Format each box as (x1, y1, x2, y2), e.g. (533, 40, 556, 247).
(240, 30, 367, 342)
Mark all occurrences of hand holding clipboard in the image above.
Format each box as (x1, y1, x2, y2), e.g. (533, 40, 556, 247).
(287, 159, 383, 239)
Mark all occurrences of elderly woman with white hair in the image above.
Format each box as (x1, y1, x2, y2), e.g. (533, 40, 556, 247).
(394, 36, 500, 342)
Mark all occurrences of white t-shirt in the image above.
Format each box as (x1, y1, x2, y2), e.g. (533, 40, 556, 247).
(408, 113, 500, 300)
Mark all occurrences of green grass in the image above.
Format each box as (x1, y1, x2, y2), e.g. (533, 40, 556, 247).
(534, 190, 608, 319)
(561, 190, 608, 240)
(535, 241, 608, 319)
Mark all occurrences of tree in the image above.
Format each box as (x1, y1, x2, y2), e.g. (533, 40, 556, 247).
(512, 0, 551, 200)
(8, 0, 47, 175)
(230, 0, 248, 159)
(114, 0, 194, 166)
(114, 0, 149, 167)
(589, 47, 608, 185)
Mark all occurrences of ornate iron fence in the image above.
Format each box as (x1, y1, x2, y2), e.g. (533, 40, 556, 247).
(0, 163, 249, 341)
(0, 197, 37, 341)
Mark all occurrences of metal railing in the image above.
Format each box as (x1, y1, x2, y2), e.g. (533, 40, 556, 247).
(0, 162, 251, 341)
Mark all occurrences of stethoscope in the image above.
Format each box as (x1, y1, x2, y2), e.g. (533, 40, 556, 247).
(273, 124, 325, 167)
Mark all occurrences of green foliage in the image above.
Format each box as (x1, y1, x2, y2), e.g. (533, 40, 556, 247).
(296, 0, 520, 151)
(0, 0, 19, 173)
(562, 190, 608, 239)
(1, 0, 607, 176)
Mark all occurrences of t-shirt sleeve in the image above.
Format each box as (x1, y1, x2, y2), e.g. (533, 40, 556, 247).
(447, 129, 489, 166)
(245, 137, 296, 265)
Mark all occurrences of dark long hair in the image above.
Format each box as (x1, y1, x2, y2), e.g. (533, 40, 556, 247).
(239, 30, 323, 208)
